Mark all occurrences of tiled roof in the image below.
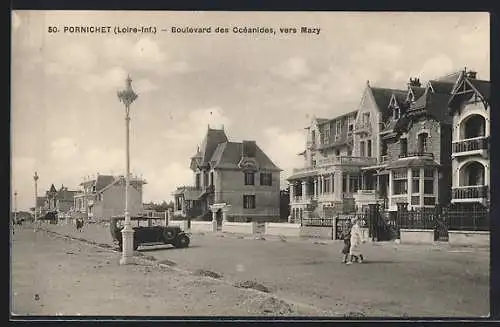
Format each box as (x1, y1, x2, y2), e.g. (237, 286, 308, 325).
(429, 80, 455, 95)
(469, 79, 490, 102)
(371, 87, 407, 120)
(95, 175, 115, 191)
(408, 89, 453, 125)
(199, 128, 228, 164)
(409, 86, 426, 100)
(211, 141, 281, 171)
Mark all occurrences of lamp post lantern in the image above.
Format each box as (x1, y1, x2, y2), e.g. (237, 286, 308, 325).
(117, 74, 138, 265)
(33, 172, 39, 229)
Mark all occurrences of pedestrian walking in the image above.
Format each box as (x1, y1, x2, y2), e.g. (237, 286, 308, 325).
(341, 220, 352, 263)
(346, 217, 365, 265)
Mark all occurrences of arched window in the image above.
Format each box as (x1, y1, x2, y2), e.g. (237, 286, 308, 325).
(463, 115, 486, 139)
(459, 161, 485, 186)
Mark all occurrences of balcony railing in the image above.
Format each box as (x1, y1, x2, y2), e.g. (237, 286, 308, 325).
(452, 136, 488, 153)
(317, 156, 377, 166)
(292, 166, 319, 174)
(452, 185, 489, 199)
(398, 152, 434, 159)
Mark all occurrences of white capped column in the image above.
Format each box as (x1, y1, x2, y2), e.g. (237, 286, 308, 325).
(407, 168, 412, 207)
(313, 178, 318, 197)
(302, 181, 307, 201)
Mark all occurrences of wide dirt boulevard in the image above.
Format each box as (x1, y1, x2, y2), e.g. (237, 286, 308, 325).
(18, 222, 490, 317)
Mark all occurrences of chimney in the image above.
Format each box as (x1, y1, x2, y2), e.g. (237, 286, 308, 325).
(242, 140, 257, 158)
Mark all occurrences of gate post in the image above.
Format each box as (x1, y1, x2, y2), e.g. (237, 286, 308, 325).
(368, 203, 378, 241)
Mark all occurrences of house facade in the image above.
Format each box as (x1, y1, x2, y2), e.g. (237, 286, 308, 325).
(73, 174, 146, 221)
(173, 127, 282, 222)
(289, 70, 470, 218)
(448, 71, 490, 208)
(357, 74, 460, 211)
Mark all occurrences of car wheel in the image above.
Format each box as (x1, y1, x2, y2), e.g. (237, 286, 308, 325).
(175, 234, 190, 248)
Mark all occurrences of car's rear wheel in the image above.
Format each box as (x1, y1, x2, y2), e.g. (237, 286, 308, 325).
(174, 234, 190, 248)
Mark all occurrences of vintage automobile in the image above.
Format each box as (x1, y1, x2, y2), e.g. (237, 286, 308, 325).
(109, 215, 190, 250)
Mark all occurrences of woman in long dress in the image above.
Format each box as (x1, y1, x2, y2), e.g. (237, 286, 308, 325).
(347, 218, 365, 264)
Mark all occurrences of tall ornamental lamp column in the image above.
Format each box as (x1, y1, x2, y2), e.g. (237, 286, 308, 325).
(117, 75, 138, 265)
(33, 172, 39, 230)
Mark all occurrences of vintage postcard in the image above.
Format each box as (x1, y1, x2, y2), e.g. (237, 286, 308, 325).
(10, 11, 490, 319)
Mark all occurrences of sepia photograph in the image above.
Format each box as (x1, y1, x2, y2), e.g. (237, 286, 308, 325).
(10, 10, 490, 319)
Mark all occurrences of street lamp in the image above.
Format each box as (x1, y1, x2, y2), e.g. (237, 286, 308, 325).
(117, 74, 138, 265)
(33, 172, 39, 229)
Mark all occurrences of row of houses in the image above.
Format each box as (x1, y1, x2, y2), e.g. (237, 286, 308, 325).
(36, 174, 147, 222)
(288, 69, 490, 222)
(34, 67, 489, 228)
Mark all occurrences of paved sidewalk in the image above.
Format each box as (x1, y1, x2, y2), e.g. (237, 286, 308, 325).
(11, 226, 326, 317)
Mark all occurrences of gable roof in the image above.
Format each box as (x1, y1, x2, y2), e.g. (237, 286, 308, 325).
(211, 141, 281, 171)
(95, 175, 115, 191)
(448, 76, 490, 113)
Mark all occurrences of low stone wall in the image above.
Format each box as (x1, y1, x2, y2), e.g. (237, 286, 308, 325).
(265, 223, 301, 237)
(299, 226, 334, 240)
(448, 230, 489, 247)
(168, 220, 188, 231)
(189, 221, 214, 233)
(222, 222, 254, 234)
(400, 229, 435, 244)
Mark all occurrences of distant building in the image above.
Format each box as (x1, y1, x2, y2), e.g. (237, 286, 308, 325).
(173, 127, 282, 222)
(73, 174, 147, 222)
(42, 184, 78, 216)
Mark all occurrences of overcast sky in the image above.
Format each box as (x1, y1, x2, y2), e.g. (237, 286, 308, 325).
(11, 11, 489, 210)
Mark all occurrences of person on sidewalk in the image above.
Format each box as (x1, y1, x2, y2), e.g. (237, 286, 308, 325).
(346, 217, 365, 265)
(341, 220, 352, 263)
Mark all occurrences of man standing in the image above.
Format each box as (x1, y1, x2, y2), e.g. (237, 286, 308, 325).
(346, 217, 365, 264)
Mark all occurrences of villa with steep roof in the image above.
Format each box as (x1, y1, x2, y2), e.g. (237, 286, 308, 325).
(173, 126, 282, 223)
(288, 70, 472, 221)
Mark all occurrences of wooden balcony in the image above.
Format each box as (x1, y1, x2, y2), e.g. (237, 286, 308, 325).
(452, 185, 489, 200)
(452, 136, 488, 156)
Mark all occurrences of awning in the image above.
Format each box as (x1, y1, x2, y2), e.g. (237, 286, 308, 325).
(374, 170, 390, 176)
(287, 171, 318, 180)
(386, 157, 440, 170)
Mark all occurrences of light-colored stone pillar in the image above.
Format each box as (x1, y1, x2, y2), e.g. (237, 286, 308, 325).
(388, 170, 393, 208)
(302, 181, 307, 201)
(434, 168, 439, 205)
(331, 173, 334, 193)
(420, 168, 425, 207)
(313, 178, 318, 197)
(346, 173, 350, 194)
(289, 182, 294, 203)
(211, 209, 217, 222)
